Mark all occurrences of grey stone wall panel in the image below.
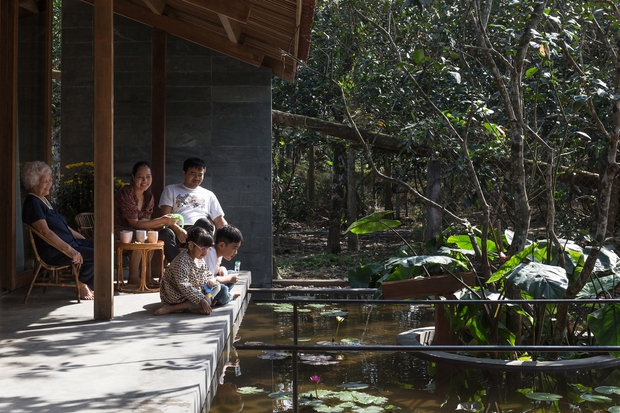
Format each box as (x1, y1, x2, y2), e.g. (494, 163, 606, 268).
(63, 0, 273, 286)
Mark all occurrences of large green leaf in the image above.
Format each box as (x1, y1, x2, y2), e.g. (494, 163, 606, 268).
(488, 243, 539, 283)
(347, 263, 385, 288)
(587, 304, 620, 355)
(384, 255, 468, 276)
(576, 274, 620, 298)
(446, 234, 498, 254)
(505, 262, 568, 299)
(583, 246, 620, 273)
(345, 211, 401, 235)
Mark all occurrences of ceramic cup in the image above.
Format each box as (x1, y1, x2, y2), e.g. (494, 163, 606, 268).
(119, 230, 133, 244)
(147, 230, 159, 243)
(136, 230, 147, 243)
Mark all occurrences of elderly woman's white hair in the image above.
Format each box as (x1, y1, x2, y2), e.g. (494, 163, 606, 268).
(21, 161, 51, 190)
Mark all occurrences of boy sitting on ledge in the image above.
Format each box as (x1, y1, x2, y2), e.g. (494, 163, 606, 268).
(154, 227, 239, 316)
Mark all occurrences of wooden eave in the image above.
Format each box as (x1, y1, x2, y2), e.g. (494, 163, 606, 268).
(81, 0, 315, 82)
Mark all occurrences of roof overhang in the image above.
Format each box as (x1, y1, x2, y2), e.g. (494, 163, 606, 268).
(73, 0, 316, 82)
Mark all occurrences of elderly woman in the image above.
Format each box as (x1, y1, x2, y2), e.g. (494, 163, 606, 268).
(21, 161, 95, 300)
(114, 161, 176, 284)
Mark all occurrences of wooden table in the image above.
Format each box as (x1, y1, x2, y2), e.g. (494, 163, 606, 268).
(115, 240, 164, 293)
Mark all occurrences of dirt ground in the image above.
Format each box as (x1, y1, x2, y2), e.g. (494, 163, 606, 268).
(273, 225, 417, 281)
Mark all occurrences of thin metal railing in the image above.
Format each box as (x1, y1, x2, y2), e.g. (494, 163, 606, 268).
(237, 290, 620, 412)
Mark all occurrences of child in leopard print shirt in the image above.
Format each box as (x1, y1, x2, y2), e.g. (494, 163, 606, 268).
(154, 227, 221, 315)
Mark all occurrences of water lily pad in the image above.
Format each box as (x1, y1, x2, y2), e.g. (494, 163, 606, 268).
(596, 386, 620, 395)
(289, 337, 312, 342)
(314, 405, 345, 412)
(334, 390, 388, 405)
(351, 405, 385, 412)
(300, 389, 336, 399)
(299, 398, 326, 407)
(321, 310, 349, 317)
(300, 354, 339, 365)
(340, 338, 361, 344)
(258, 350, 291, 360)
(609, 406, 620, 413)
(525, 392, 562, 401)
(268, 391, 292, 400)
(581, 393, 612, 403)
(337, 382, 369, 390)
(243, 341, 266, 346)
(306, 303, 328, 309)
(236, 386, 267, 395)
(274, 304, 295, 313)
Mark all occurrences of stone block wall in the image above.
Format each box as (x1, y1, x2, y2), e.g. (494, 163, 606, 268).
(61, 0, 273, 287)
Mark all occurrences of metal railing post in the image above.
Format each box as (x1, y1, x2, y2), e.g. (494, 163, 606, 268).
(292, 302, 298, 413)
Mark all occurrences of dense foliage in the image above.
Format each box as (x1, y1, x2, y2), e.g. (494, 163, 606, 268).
(273, 0, 620, 350)
(273, 0, 620, 242)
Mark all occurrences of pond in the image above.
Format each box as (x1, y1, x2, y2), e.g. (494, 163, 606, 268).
(209, 297, 620, 413)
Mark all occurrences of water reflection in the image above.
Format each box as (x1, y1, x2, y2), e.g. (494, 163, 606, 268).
(210, 301, 620, 412)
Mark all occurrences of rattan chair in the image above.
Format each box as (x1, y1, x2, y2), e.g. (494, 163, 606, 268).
(23, 224, 82, 303)
(74, 212, 94, 239)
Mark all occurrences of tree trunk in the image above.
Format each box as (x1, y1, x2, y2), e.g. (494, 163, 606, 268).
(307, 145, 316, 206)
(383, 157, 393, 213)
(607, 175, 620, 235)
(328, 142, 346, 253)
(425, 159, 442, 241)
(347, 146, 359, 251)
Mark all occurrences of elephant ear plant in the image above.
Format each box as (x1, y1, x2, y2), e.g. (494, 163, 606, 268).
(346, 212, 620, 361)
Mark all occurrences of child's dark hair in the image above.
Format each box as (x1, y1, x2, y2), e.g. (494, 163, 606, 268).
(183, 157, 206, 172)
(215, 225, 243, 244)
(187, 227, 214, 247)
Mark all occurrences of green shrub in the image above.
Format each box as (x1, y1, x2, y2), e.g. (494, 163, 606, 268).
(54, 162, 126, 227)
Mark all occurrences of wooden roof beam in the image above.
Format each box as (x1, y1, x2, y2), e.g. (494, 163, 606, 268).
(82, 0, 264, 67)
(19, 0, 39, 13)
(180, 0, 251, 23)
(219, 14, 242, 43)
(139, 0, 167, 15)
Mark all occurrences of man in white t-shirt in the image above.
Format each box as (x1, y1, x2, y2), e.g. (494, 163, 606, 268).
(159, 157, 228, 261)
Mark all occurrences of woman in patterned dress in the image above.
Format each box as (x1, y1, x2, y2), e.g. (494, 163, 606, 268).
(114, 161, 176, 284)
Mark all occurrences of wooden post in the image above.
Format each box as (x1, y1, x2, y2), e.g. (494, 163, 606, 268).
(0, 0, 19, 292)
(44, 0, 53, 166)
(93, 0, 115, 320)
(151, 28, 166, 214)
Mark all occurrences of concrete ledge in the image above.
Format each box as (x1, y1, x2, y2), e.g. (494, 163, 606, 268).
(0, 271, 252, 412)
(398, 327, 620, 372)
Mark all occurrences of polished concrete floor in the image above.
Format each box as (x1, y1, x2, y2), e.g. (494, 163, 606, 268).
(0, 272, 251, 413)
